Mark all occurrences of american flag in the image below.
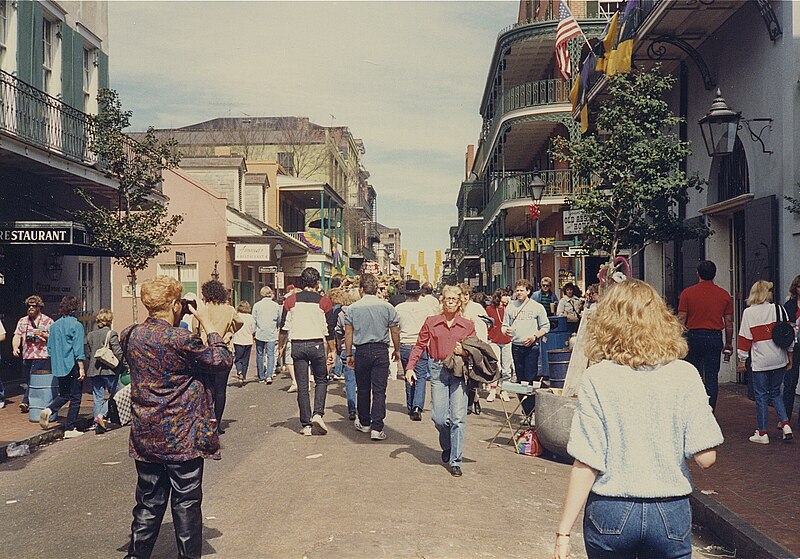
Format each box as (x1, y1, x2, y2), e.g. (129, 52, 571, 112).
(555, 0, 582, 81)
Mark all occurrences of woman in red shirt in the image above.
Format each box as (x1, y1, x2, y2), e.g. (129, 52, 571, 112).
(486, 289, 512, 402)
(405, 285, 475, 477)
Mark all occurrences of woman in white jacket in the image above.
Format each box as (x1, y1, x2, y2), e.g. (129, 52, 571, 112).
(737, 280, 794, 444)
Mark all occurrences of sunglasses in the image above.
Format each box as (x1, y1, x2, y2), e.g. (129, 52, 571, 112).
(27, 305, 41, 309)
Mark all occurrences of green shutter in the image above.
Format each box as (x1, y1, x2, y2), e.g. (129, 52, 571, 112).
(60, 24, 74, 106)
(72, 30, 84, 110)
(15, 0, 38, 85)
(97, 50, 108, 91)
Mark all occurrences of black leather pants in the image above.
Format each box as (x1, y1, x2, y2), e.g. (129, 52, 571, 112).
(125, 457, 204, 559)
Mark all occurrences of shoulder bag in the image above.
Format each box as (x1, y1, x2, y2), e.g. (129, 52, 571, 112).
(94, 329, 119, 369)
(772, 303, 795, 349)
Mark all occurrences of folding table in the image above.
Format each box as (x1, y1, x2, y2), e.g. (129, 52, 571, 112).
(488, 381, 539, 452)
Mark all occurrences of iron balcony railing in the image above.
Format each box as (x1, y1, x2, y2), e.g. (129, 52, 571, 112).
(482, 169, 591, 228)
(498, 0, 627, 37)
(481, 78, 571, 145)
(0, 69, 152, 178)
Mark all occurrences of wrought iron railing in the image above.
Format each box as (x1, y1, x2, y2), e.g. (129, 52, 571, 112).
(482, 78, 571, 144)
(498, 0, 623, 37)
(0, 69, 154, 179)
(482, 169, 591, 227)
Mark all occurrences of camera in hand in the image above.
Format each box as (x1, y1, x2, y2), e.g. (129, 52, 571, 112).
(25, 333, 36, 343)
(179, 298, 197, 317)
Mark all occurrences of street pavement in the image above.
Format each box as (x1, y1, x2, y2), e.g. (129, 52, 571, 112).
(1, 362, 722, 559)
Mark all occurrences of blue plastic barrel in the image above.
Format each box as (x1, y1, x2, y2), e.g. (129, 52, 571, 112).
(547, 348, 572, 389)
(28, 370, 57, 423)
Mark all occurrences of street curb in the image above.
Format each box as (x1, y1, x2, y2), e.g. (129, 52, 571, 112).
(0, 415, 95, 463)
(691, 491, 797, 559)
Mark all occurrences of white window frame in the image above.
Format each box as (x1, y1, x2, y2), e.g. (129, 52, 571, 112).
(0, 0, 8, 49)
(76, 22, 102, 114)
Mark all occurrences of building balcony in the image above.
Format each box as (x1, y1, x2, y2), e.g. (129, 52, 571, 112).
(482, 169, 591, 229)
(285, 231, 337, 256)
(457, 180, 485, 223)
(0, 70, 161, 198)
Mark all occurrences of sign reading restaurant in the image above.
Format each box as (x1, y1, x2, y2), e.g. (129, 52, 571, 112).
(0, 222, 73, 244)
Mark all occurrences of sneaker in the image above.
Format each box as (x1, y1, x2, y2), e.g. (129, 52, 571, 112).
(348, 411, 356, 421)
(236, 373, 245, 386)
(782, 424, 793, 441)
(63, 429, 84, 439)
(39, 408, 53, 429)
(312, 414, 328, 435)
(410, 407, 422, 421)
(354, 418, 371, 433)
(0, 401, 5, 409)
(486, 388, 496, 403)
(266, 376, 273, 385)
(370, 430, 387, 441)
(499, 391, 511, 402)
(749, 431, 770, 444)
(19, 402, 29, 413)
(288, 383, 298, 393)
(300, 425, 312, 436)
(259, 378, 267, 385)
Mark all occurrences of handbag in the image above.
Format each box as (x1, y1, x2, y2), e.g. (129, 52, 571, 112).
(513, 428, 543, 456)
(772, 303, 795, 349)
(94, 330, 119, 369)
(112, 382, 132, 425)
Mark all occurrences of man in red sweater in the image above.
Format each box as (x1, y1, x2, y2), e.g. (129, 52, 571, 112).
(677, 260, 734, 411)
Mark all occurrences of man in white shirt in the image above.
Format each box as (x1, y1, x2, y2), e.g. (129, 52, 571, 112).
(420, 282, 441, 315)
(252, 286, 282, 385)
(396, 279, 436, 421)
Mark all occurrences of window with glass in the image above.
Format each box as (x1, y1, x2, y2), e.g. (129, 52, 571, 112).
(157, 263, 199, 297)
(0, 1, 8, 47)
(79, 261, 95, 315)
(278, 152, 295, 175)
(42, 18, 54, 92)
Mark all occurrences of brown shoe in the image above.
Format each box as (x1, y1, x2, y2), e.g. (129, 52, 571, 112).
(19, 402, 29, 413)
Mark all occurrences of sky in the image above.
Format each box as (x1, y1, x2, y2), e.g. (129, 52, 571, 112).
(108, 0, 517, 267)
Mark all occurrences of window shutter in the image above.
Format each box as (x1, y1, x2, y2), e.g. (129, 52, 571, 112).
(97, 50, 108, 91)
(15, 0, 41, 86)
(59, 24, 74, 107)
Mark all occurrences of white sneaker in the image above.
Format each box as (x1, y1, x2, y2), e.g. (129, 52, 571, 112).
(0, 400, 5, 409)
(265, 377, 273, 385)
(749, 431, 770, 444)
(287, 383, 298, 393)
(486, 388, 496, 403)
(782, 424, 793, 441)
(354, 418, 371, 433)
(63, 429, 84, 439)
(300, 425, 312, 436)
(39, 408, 53, 429)
(312, 414, 328, 435)
(500, 391, 511, 402)
(370, 430, 387, 441)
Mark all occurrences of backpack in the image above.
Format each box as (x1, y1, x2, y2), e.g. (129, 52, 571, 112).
(772, 303, 795, 349)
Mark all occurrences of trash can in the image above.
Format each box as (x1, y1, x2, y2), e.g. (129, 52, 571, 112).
(28, 370, 57, 423)
(540, 316, 571, 377)
(547, 348, 572, 388)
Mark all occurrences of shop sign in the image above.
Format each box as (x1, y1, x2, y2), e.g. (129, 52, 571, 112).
(507, 237, 555, 253)
(491, 261, 503, 277)
(563, 210, 590, 236)
(362, 261, 381, 275)
(0, 222, 73, 244)
(234, 243, 270, 261)
(258, 265, 278, 274)
(276, 271, 285, 289)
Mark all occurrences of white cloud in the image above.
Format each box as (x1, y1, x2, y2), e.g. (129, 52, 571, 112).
(109, 0, 516, 258)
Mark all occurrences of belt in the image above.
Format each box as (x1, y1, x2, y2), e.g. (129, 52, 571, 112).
(355, 341, 389, 348)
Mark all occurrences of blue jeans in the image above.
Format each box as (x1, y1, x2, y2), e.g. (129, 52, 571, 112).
(234, 344, 252, 379)
(752, 367, 789, 432)
(429, 360, 468, 467)
(91, 375, 118, 419)
(400, 345, 429, 413)
(292, 339, 328, 426)
(354, 342, 390, 431)
(340, 348, 356, 414)
(511, 343, 541, 416)
(47, 366, 83, 431)
(583, 493, 692, 559)
(255, 339, 277, 380)
(685, 330, 723, 410)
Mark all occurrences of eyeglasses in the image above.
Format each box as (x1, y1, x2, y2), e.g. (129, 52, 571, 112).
(27, 305, 40, 309)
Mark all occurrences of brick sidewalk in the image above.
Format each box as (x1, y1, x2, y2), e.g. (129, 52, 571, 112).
(690, 383, 800, 556)
(0, 386, 95, 446)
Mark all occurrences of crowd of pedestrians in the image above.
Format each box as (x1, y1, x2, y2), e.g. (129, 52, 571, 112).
(4, 258, 800, 559)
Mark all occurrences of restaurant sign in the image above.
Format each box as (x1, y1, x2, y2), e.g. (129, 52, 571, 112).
(0, 222, 74, 244)
(234, 243, 270, 261)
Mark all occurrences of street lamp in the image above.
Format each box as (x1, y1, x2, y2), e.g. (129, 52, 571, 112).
(698, 89, 741, 157)
(273, 243, 283, 270)
(528, 173, 546, 285)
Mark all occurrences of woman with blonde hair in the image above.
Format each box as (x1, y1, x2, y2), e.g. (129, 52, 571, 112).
(405, 284, 476, 477)
(84, 308, 123, 433)
(737, 280, 794, 444)
(554, 279, 722, 559)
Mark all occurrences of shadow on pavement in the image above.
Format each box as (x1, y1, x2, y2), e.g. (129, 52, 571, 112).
(116, 524, 222, 557)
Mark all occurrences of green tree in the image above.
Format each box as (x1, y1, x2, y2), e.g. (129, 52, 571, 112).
(76, 89, 182, 321)
(785, 184, 800, 216)
(552, 66, 708, 268)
